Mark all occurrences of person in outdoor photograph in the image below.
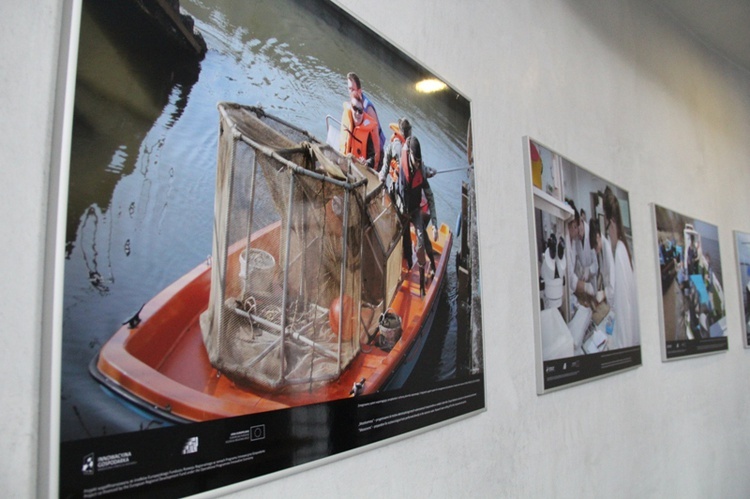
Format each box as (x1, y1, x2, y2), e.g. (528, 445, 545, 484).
(399, 135, 438, 295)
(342, 94, 381, 169)
(379, 117, 428, 274)
(380, 117, 411, 184)
(347, 71, 385, 150)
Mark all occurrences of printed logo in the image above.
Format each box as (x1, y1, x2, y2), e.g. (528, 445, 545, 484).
(182, 436, 199, 455)
(226, 429, 250, 444)
(97, 451, 134, 471)
(82, 453, 95, 475)
(250, 424, 266, 441)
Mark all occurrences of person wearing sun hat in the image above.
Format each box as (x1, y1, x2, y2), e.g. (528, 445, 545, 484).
(379, 117, 412, 184)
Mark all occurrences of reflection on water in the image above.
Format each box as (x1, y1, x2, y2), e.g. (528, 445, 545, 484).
(68, 2, 202, 251)
(79, 206, 112, 294)
(62, 0, 473, 441)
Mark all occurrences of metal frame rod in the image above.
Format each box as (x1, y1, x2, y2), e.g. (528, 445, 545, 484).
(278, 173, 297, 383)
(237, 135, 368, 191)
(232, 307, 337, 360)
(336, 188, 351, 372)
(242, 154, 259, 296)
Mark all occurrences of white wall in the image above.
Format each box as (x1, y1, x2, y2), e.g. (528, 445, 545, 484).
(2, 0, 750, 497)
(0, 1, 61, 498)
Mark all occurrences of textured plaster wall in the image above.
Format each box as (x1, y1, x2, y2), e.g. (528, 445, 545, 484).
(0, 1, 60, 497)
(2, 0, 749, 497)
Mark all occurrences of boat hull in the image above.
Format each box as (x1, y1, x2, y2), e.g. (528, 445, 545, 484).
(92, 222, 452, 422)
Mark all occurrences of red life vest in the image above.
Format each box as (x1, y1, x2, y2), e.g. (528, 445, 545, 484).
(400, 143, 429, 215)
(400, 143, 424, 189)
(345, 110, 381, 168)
(420, 192, 429, 215)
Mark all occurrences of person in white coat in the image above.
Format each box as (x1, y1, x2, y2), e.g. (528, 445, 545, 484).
(576, 210, 598, 290)
(564, 199, 597, 301)
(603, 187, 640, 349)
(589, 217, 615, 304)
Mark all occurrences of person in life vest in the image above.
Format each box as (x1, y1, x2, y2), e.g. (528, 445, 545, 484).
(347, 72, 385, 153)
(380, 118, 416, 270)
(342, 96, 381, 169)
(379, 117, 411, 186)
(399, 136, 438, 295)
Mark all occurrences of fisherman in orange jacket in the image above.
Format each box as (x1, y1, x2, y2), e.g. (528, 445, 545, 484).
(342, 96, 381, 169)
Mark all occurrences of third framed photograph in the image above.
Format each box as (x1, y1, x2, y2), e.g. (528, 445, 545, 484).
(734, 230, 750, 348)
(653, 204, 728, 360)
(525, 138, 642, 393)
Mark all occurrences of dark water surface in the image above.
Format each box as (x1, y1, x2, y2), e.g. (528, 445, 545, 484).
(61, 0, 472, 441)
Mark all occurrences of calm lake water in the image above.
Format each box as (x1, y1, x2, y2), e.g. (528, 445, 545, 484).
(61, 0, 473, 441)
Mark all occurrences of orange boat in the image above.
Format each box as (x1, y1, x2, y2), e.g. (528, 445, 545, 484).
(91, 103, 452, 423)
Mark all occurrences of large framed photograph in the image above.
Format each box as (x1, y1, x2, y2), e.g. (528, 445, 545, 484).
(524, 138, 641, 394)
(734, 231, 750, 348)
(41, 1, 485, 496)
(653, 204, 727, 360)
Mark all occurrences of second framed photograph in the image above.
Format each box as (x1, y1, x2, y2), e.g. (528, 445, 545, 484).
(653, 204, 728, 360)
(525, 138, 642, 394)
(734, 230, 750, 348)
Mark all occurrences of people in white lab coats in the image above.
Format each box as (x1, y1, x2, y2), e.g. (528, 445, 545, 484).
(589, 217, 615, 303)
(576, 209, 598, 290)
(564, 199, 597, 300)
(603, 186, 640, 349)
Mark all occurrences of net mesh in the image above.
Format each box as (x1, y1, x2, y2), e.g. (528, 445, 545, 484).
(200, 103, 402, 392)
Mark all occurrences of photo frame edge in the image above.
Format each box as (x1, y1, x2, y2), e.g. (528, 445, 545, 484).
(652, 203, 729, 362)
(526, 137, 642, 392)
(733, 230, 750, 349)
(40, 1, 487, 496)
(521, 136, 547, 395)
(38, 0, 82, 497)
